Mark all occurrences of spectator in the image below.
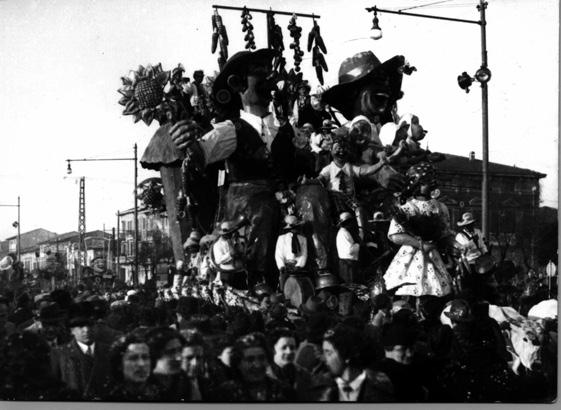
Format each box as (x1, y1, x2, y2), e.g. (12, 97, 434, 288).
(103, 333, 162, 401)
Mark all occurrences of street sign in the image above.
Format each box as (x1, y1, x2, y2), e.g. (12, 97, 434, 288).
(546, 260, 557, 277)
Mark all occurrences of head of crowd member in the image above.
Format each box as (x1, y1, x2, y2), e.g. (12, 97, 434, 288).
(268, 327, 297, 369)
(181, 331, 206, 379)
(68, 302, 94, 346)
(231, 332, 270, 384)
(443, 299, 474, 328)
(109, 333, 151, 385)
(322, 324, 364, 378)
(381, 322, 416, 365)
(39, 302, 68, 345)
(146, 327, 185, 376)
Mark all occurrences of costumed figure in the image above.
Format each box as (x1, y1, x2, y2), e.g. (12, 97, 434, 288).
(171, 49, 302, 290)
(183, 230, 202, 282)
(383, 162, 455, 297)
(275, 215, 308, 290)
(454, 212, 497, 301)
(310, 119, 336, 173)
(210, 220, 247, 289)
(335, 212, 362, 285)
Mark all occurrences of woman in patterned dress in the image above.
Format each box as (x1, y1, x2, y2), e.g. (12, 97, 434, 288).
(383, 162, 455, 298)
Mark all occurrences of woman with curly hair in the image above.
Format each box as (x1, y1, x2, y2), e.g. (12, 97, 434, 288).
(383, 162, 456, 298)
(213, 331, 296, 401)
(103, 332, 162, 401)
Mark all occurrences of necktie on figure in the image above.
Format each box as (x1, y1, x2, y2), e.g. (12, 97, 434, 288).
(338, 170, 348, 194)
(85, 345, 93, 357)
(290, 232, 301, 255)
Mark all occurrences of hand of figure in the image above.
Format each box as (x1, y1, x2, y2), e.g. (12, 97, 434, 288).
(170, 120, 202, 151)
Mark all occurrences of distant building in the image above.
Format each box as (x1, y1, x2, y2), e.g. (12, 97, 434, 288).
(117, 206, 172, 284)
(435, 152, 548, 267)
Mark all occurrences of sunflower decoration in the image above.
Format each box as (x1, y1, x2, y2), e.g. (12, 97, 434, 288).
(118, 63, 171, 126)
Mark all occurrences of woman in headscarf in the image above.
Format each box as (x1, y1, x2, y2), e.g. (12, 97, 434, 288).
(383, 162, 456, 298)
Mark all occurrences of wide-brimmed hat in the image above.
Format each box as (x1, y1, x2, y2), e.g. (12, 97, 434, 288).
(320, 119, 337, 131)
(39, 302, 65, 325)
(337, 211, 354, 226)
(218, 220, 238, 236)
(299, 295, 327, 316)
(368, 211, 389, 223)
(315, 272, 344, 292)
(183, 230, 202, 249)
(212, 48, 278, 106)
(322, 51, 405, 120)
(457, 212, 476, 227)
(444, 299, 474, 323)
(283, 214, 303, 229)
(68, 302, 94, 328)
(0, 256, 13, 271)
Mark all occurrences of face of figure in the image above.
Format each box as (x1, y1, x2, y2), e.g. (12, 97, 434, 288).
(241, 63, 275, 108)
(331, 141, 348, 161)
(238, 346, 268, 383)
(350, 120, 371, 146)
(385, 344, 413, 365)
(273, 336, 296, 368)
(181, 345, 205, 378)
(123, 343, 151, 383)
(322, 340, 345, 377)
(358, 87, 391, 123)
(154, 338, 183, 375)
(194, 72, 204, 84)
(71, 324, 93, 345)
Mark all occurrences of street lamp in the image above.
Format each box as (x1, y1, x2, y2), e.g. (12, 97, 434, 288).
(366, 1, 491, 240)
(370, 10, 383, 40)
(65, 144, 139, 285)
(0, 197, 21, 261)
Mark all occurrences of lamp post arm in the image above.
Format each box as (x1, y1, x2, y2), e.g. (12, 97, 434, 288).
(66, 158, 135, 162)
(212, 4, 320, 19)
(365, 6, 481, 25)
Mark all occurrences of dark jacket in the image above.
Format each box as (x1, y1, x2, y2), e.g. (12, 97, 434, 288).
(374, 358, 427, 402)
(212, 375, 296, 402)
(50, 339, 111, 400)
(267, 362, 315, 401)
(309, 368, 395, 402)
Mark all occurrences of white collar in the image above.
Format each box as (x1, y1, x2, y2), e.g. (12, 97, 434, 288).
(240, 110, 277, 132)
(76, 340, 95, 355)
(336, 370, 367, 394)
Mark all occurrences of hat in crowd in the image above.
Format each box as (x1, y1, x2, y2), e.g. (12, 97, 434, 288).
(457, 212, 476, 227)
(444, 299, 474, 323)
(283, 214, 303, 229)
(337, 211, 354, 227)
(369, 211, 389, 223)
(9, 307, 34, 330)
(68, 302, 94, 328)
(39, 302, 65, 325)
(320, 119, 337, 131)
(315, 272, 344, 292)
(218, 220, 238, 236)
(321, 51, 406, 121)
(382, 322, 416, 348)
(183, 230, 202, 249)
(297, 80, 311, 92)
(0, 256, 13, 271)
(299, 295, 327, 316)
(212, 48, 278, 106)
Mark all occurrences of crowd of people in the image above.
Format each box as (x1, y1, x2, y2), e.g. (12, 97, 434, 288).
(0, 259, 556, 402)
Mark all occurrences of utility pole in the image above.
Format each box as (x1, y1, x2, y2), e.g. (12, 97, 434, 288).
(478, 0, 489, 240)
(134, 143, 139, 286)
(78, 177, 86, 283)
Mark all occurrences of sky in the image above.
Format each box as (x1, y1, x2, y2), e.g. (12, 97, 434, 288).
(0, 0, 558, 241)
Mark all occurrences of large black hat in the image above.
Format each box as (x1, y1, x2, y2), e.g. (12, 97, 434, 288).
(321, 51, 405, 121)
(212, 48, 278, 106)
(68, 302, 94, 328)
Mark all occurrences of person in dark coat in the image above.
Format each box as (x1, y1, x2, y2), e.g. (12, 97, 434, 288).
(266, 327, 314, 400)
(0, 331, 80, 401)
(50, 302, 111, 400)
(145, 326, 191, 401)
(312, 324, 394, 402)
(213, 332, 296, 401)
(374, 322, 428, 402)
